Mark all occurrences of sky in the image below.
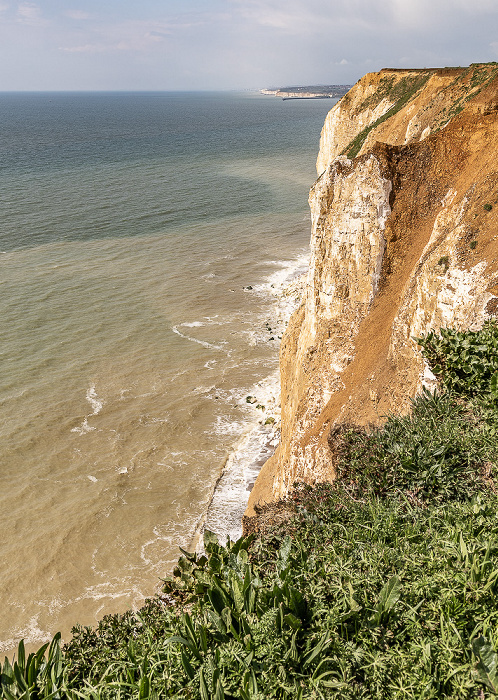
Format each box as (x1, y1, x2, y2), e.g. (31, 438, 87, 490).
(0, 0, 497, 91)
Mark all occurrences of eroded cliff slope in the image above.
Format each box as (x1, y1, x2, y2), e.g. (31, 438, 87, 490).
(247, 64, 498, 515)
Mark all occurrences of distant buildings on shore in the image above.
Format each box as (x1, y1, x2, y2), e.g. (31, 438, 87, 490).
(261, 85, 353, 100)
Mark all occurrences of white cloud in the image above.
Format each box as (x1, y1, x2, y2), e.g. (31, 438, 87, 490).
(2, 0, 498, 91)
(388, 0, 498, 28)
(59, 20, 172, 54)
(64, 10, 91, 21)
(17, 2, 47, 26)
(60, 43, 102, 53)
(454, 0, 498, 9)
(231, 0, 498, 36)
(230, 0, 342, 34)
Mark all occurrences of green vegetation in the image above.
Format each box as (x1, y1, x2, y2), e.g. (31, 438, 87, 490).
(343, 73, 432, 159)
(484, 204, 493, 212)
(342, 63, 498, 155)
(435, 64, 498, 132)
(470, 240, 478, 249)
(437, 255, 450, 272)
(415, 321, 498, 397)
(3, 322, 498, 698)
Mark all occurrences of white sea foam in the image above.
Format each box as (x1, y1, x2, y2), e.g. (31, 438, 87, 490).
(200, 250, 308, 544)
(192, 385, 215, 395)
(0, 616, 51, 654)
(172, 325, 223, 351)
(202, 378, 281, 541)
(70, 417, 95, 434)
(70, 385, 103, 434)
(213, 416, 246, 437)
(86, 385, 103, 415)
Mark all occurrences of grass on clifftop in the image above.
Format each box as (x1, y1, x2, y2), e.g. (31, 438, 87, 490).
(4, 322, 498, 698)
(343, 72, 432, 159)
(343, 63, 498, 160)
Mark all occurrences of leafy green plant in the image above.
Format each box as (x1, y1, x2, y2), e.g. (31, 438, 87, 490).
(415, 321, 498, 397)
(437, 255, 450, 272)
(1, 634, 64, 699)
(473, 636, 498, 693)
(484, 203, 493, 212)
(329, 384, 497, 505)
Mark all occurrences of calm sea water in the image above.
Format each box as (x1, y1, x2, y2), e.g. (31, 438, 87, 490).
(0, 91, 335, 654)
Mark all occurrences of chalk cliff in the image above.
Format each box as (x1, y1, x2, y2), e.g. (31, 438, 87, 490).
(246, 64, 498, 515)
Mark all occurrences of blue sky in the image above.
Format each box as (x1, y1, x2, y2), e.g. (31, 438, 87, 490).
(0, 0, 497, 90)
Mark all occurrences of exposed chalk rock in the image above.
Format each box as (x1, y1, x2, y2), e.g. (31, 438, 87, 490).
(245, 64, 498, 518)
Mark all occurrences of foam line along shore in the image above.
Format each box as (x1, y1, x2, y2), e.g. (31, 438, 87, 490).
(198, 252, 309, 546)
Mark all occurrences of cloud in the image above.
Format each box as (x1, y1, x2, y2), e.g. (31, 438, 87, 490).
(2, 0, 498, 91)
(59, 20, 172, 54)
(388, 0, 498, 28)
(228, 0, 413, 36)
(64, 10, 91, 21)
(60, 43, 103, 54)
(230, 0, 498, 36)
(453, 0, 498, 9)
(17, 2, 47, 26)
(230, 0, 329, 33)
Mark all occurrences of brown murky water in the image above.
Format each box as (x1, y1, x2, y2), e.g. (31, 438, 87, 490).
(0, 91, 335, 656)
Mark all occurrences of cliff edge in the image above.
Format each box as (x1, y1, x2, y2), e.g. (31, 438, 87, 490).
(246, 63, 498, 516)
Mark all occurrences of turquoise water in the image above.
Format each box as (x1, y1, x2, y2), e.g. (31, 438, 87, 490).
(0, 91, 334, 654)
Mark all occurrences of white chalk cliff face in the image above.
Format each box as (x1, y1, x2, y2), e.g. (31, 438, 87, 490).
(246, 65, 498, 515)
(307, 155, 392, 333)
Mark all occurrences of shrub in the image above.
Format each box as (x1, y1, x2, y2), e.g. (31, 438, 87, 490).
(331, 389, 491, 503)
(415, 320, 498, 397)
(437, 255, 450, 272)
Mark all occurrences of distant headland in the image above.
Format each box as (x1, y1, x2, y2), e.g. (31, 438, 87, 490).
(261, 84, 353, 100)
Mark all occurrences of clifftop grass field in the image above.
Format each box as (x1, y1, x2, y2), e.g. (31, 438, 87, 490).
(4, 322, 498, 698)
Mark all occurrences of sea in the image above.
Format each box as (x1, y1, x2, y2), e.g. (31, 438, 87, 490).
(0, 91, 336, 656)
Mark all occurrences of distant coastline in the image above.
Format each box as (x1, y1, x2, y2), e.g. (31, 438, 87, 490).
(281, 95, 332, 101)
(261, 84, 353, 100)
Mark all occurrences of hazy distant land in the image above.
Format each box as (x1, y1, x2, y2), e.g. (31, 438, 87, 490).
(261, 84, 353, 100)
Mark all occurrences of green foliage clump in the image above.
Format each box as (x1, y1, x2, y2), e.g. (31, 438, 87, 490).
(58, 532, 323, 699)
(415, 320, 498, 397)
(437, 255, 450, 272)
(331, 389, 492, 503)
(484, 203, 493, 212)
(1, 634, 64, 699)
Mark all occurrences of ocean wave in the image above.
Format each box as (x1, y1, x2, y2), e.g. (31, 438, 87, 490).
(171, 325, 224, 351)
